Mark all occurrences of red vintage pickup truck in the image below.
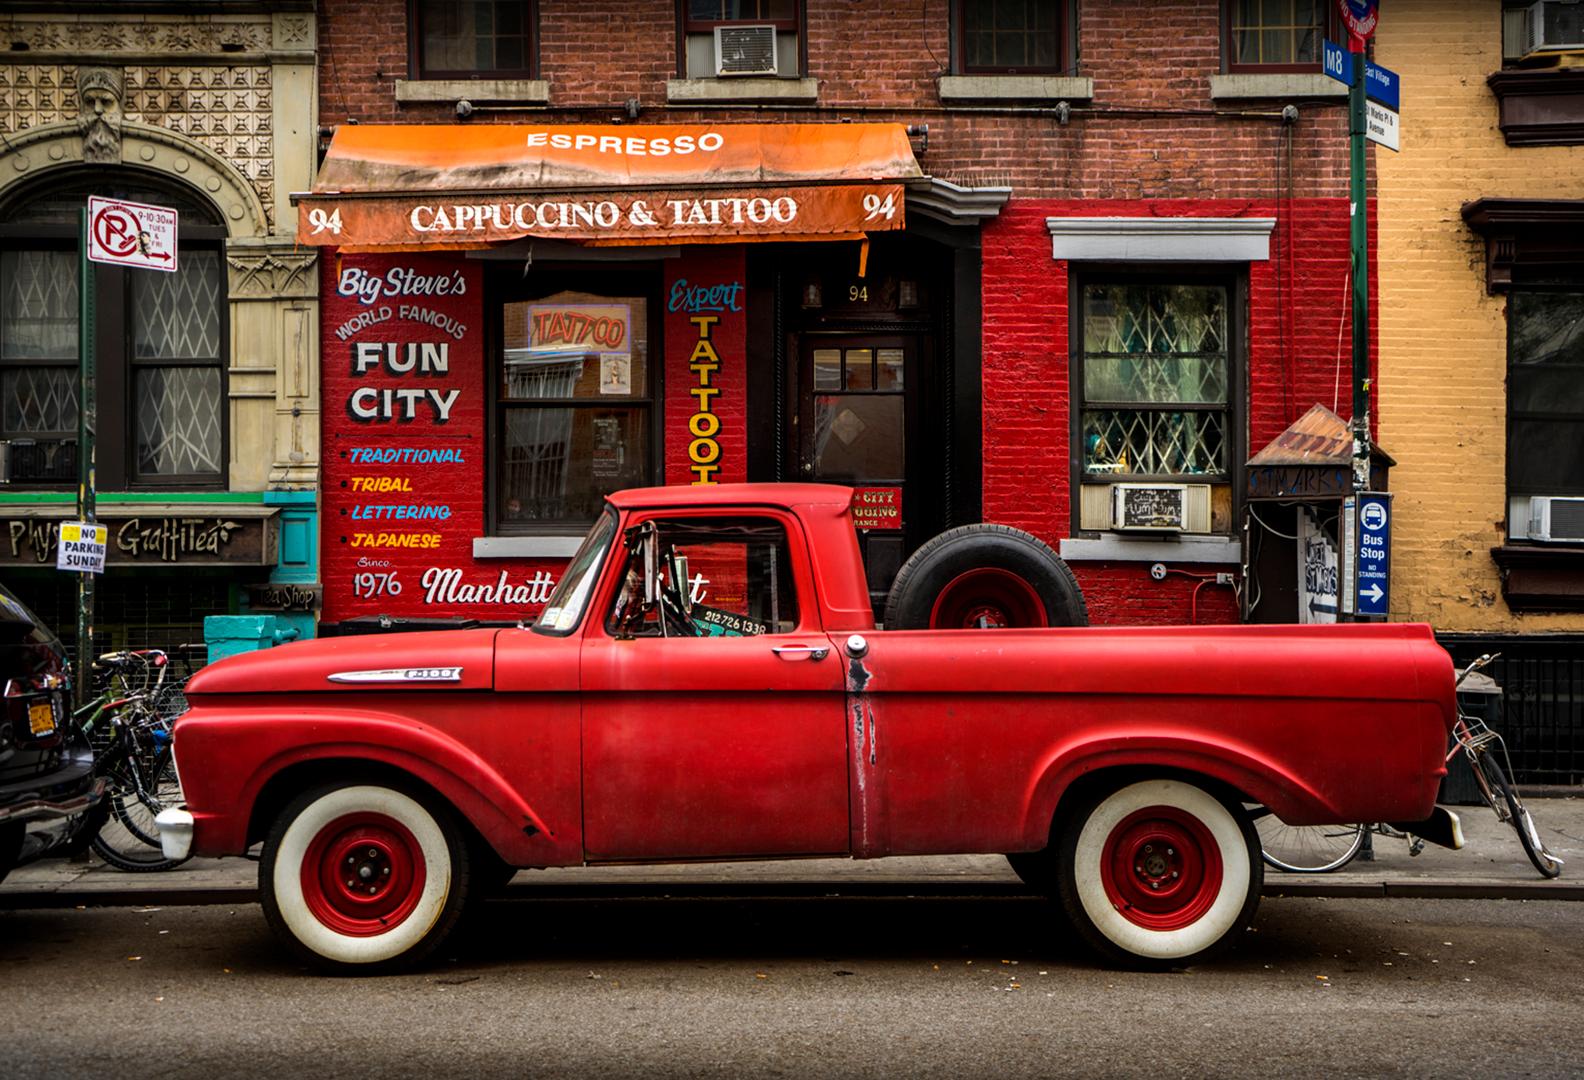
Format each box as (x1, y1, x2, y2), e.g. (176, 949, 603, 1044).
(164, 484, 1458, 972)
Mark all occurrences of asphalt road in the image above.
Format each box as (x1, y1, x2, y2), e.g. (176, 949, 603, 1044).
(3, 895, 1581, 1079)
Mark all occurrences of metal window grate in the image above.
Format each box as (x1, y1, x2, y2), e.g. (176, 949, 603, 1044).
(1440, 634, 1584, 787)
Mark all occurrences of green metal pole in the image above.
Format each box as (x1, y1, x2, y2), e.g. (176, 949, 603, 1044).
(1349, 41, 1372, 495)
(75, 208, 96, 709)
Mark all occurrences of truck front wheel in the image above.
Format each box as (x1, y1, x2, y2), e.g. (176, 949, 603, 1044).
(261, 782, 470, 973)
(1056, 779, 1261, 968)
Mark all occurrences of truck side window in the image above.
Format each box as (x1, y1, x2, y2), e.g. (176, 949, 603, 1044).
(606, 517, 800, 638)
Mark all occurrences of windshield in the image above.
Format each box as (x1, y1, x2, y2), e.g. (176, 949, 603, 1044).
(532, 508, 618, 635)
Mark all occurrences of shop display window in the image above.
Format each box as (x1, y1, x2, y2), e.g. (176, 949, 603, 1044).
(496, 288, 654, 531)
(1077, 282, 1231, 480)
(410, 0, 538, 79)
(1224, 0, 1329, 73)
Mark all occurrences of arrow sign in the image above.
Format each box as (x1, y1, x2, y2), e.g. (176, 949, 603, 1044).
(1354, 492, 1392, 618)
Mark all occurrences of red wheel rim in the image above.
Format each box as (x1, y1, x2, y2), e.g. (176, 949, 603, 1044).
(300, 812, 427, 937)
(927, 568, 1048, 629)
(1098, 806, 1223, 931)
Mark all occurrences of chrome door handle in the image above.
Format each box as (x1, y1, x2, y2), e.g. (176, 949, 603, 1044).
(772, 644, 829, 661)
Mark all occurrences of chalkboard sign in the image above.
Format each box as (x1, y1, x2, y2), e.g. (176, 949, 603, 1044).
(1113, 485, 1187, 530)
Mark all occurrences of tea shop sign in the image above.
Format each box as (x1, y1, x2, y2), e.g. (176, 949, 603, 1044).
(3, 514, 275, 566)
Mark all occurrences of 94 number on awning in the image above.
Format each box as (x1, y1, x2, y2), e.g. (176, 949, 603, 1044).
(862, 191, 897, 222)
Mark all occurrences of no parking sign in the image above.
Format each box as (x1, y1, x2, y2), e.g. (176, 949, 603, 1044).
(87, 196, 178, 272)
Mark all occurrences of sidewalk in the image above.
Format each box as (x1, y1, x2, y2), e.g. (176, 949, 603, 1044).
(3, 798, 1580, 909)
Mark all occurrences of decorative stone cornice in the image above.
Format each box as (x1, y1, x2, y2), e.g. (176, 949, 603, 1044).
(905, 178, 1011, 225)
(1047, 216, 1277, 262)
(0, 13, 286, 61)
(226, 244, 319, 300)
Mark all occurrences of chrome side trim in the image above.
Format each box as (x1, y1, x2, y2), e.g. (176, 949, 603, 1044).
(326, 667, 464, 685)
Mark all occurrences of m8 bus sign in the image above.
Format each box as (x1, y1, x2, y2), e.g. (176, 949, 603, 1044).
(1338, 0, 1378, 44)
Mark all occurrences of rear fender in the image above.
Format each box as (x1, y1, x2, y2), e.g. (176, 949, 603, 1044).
(1020, 734, 1346, 851)
(177, 708, 554, 864)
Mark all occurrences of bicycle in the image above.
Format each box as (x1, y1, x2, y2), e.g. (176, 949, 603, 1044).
(1254, 654, 1563, 879)
(78, 649, 193, 873)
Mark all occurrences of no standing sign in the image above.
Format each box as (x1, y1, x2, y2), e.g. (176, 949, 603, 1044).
(87, 195, 178, 272)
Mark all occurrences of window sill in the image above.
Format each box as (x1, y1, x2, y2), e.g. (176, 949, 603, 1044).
(395, 79, 550, 106)
(938, 74, 1094, 104)
(1059, 535, 1242, 564)
(1490, 542, 1584, 612)
(1208, 73, 1346, 100)
(665, 77, 819, 105)
(473, 535, 585, 559)
(1487, 68, 1584, 147)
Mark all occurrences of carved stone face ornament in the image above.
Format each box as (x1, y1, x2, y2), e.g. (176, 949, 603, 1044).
(76, 66, 125, 164)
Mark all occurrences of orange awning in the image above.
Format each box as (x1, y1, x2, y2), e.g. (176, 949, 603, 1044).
(295, 123, 923, 252)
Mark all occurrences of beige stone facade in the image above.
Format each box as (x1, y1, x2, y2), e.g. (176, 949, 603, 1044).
(0, 5, 320, 491)
(1375, 0, 1584, 631)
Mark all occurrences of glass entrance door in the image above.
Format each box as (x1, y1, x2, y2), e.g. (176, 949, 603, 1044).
(796, 335, 916, 611)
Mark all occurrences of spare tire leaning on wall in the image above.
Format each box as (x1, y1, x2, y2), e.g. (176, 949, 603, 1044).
(881, 524, 1088, 631)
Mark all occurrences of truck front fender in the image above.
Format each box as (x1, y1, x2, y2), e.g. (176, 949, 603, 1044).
(176, 707, 558, 865)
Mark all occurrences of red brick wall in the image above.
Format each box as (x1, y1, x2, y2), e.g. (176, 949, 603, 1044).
(318, 0, 1359, 200)
(981, 196, 1378, 626)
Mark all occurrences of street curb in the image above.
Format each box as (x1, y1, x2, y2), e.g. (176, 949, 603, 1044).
(3, 879, 1580, 910)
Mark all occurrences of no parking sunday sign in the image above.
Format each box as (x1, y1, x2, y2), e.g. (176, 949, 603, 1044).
(87, 196, 178, 272)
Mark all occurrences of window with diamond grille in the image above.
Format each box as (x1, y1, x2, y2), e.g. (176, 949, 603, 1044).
(0, 173, 227, 490)
(1078, 283, 1231, 480)
(1225, 0, 1329, 73)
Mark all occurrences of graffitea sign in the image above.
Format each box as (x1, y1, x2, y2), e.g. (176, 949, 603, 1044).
(4, 514, 273, 566)
(665, 251, 747, 487)
(322, 253, 565, 622)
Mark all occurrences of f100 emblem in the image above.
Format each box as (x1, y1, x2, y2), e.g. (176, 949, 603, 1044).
(327, 667, 463, 684)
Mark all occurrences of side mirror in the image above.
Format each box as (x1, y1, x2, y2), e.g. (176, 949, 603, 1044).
(669, 553, 692, 614)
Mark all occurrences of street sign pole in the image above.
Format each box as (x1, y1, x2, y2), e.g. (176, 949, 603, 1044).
(75, 208, 97, 708)
(1349, 35, 1372, 502)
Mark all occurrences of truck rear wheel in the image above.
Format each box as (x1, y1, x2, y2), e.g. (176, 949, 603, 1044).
(1056, 779, 1261, 968)
(261, 781, 470, 973)
(882, 524, 1087, 630)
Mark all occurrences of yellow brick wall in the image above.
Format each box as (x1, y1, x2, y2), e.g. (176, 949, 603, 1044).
(1375, 0, 1584, 632)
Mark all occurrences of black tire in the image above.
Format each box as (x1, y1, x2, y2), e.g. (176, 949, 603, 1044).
(883, 524, 1087, 630)
(261, 780, 471, 973)
(1055, 778, 1262, 969)
(1482, 754, 1562, 880)
(0, 822, 23, 889)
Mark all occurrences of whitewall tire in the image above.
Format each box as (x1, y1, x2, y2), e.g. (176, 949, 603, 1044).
(261, 782, 470, 972)
(1057, 779, 1261, 967)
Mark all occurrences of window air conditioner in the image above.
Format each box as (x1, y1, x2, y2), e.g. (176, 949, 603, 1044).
(1, 439, 78, 484)
(1528, 495, 1584, 542)
(1110, 483, 1212, 534)
(1525, 1, 1584, 55)
(714, 25, 778, 76)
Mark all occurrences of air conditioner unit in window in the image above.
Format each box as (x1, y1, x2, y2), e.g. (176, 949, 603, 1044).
(1525, 1, 1584, 56)
(1110, 483, 1212, 534)
(1528, 495, 1584, 542)
(714, 25, 778, 76)
(0, 439, 77, 484)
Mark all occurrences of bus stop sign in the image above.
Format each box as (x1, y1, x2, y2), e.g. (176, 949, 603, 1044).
(1355, 492, 1392, 617)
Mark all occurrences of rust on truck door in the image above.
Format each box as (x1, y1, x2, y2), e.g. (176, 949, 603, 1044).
(842, 633, 892, 856)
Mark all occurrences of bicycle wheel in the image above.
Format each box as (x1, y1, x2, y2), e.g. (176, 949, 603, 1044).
(111, 749, 181, 847)
(1480, 753, 1562, 880)
(1253, 810, 1365, 873)
(90, 746, 190, 873)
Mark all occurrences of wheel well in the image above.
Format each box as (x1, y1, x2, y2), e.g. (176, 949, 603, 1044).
(245, 759, 502, 865)
(1040, 765, 1257, 849)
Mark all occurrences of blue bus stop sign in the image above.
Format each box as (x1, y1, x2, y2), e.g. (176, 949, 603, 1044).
(1355, 492, 1391, 617)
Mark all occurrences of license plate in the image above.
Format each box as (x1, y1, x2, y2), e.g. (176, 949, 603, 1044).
(28, 701, 55, 736)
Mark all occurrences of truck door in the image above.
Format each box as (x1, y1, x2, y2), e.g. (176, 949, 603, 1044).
(579, 510, 849, 861)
